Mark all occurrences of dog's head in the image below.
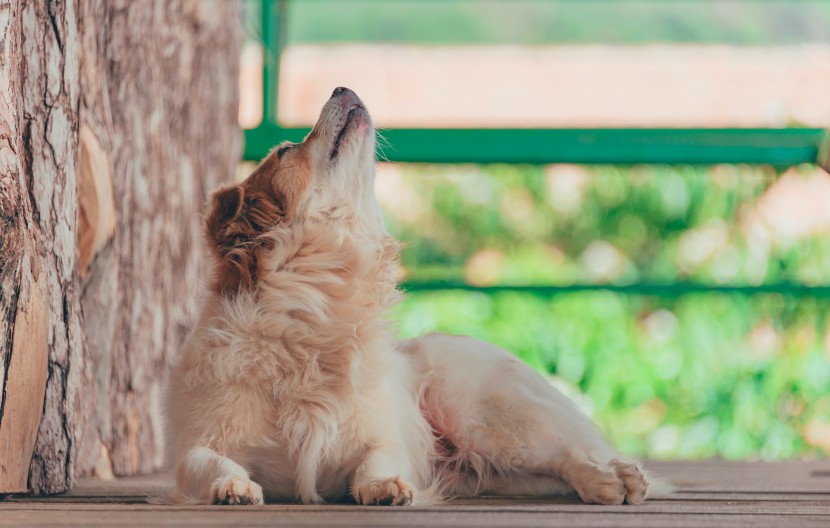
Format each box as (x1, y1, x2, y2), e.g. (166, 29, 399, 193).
(206, 87, 380, 293)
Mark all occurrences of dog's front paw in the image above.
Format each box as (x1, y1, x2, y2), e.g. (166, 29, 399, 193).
(353, 476, 414, 506)
(610, 459, 649, 505)
(210, 476, 264, 505)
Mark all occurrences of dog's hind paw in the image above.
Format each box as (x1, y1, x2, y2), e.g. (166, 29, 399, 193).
(210, 476, 264, 505)
(610, 459, 649, 505)
(353, 476, 414, 506)
(575, 468, 627, 505)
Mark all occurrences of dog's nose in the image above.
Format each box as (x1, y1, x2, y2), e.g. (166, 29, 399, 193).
(332, 86, 350, 98)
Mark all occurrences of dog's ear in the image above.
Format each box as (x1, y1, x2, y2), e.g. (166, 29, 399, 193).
(204, 149, 303, 294)
(208, 185, 245, 232)
(205, 181, 286, 294)
(205, 185, 256, 293)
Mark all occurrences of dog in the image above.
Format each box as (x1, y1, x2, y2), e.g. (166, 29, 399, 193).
(164, 87, 652, 506)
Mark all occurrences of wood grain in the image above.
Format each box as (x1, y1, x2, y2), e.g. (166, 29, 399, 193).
(1, 461, 828, 527)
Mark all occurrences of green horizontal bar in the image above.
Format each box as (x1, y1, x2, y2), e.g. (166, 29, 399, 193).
(244, 125, 824, 166)
(401, 281, 830, 297)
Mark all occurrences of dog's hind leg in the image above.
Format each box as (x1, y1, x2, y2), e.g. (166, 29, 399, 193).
(459, 383, 640, 504)
(405, 333, 649, 505)
(174, 446, 264, 505)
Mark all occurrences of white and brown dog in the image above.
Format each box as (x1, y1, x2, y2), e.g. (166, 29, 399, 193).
(165, 87, 652, 506)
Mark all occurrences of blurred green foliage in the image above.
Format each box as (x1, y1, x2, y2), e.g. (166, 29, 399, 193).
(383, 164, 830, 460)
(285, 0, 830, 45)
(244, 1, 830, 46)
(388, 163, 830, 286)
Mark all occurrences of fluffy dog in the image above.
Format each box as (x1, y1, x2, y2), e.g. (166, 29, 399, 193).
(165, 87, 651, 506)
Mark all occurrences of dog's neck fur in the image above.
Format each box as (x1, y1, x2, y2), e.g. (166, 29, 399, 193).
(259, 212, 401, 353)
(201, 208, 401, 394)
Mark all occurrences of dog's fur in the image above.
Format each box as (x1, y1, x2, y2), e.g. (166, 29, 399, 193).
(165, 87, 651, 506)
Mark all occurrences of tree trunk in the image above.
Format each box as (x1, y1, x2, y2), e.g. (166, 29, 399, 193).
(0, 0, 241, 494)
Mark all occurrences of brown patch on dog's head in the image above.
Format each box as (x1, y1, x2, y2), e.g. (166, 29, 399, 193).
(206, 145, 311, 294)
(205, 87, 379, 295)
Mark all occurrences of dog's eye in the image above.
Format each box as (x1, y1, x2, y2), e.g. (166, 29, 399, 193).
(276, 144, 295, 159)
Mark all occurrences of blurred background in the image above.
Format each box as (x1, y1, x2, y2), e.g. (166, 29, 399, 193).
(238, 0, 830, 461)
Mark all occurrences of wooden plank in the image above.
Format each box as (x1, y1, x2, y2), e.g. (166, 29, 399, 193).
(0, 274, 49, 493)
(645, 460, 830, 493)
(2, 462, 829, 527)
(0, 506, 828, 528)
(666, 492, 830, 501)
(5, 499, 830, 513)
(1, 501, 829, 511)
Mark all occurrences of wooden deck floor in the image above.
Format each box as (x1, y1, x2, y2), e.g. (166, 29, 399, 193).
(2, 461, 829, 527)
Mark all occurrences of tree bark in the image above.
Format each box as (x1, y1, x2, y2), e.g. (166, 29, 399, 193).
(0, 0, 240, 494)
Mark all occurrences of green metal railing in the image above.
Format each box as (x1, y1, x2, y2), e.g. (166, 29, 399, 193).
(247, 125, 824, 166)
(243, 0, 830, 297)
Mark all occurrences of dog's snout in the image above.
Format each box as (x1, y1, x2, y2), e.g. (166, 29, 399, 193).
(330, 86, 364, 112)
(332, 86, 350, 98)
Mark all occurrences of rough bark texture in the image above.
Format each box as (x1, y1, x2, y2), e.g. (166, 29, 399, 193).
(0, 0, 240, 494)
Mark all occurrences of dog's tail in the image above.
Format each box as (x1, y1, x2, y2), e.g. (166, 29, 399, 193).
(643, 469, 677, 500)
(412, 477, 447, 506)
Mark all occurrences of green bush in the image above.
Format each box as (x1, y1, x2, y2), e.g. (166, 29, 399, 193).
(384, 163, 830, 460)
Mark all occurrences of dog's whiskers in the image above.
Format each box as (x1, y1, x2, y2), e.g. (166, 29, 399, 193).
(375, 129, 394, 164)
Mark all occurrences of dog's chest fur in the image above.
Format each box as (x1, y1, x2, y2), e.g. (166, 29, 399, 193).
(169, 218, 421, 500)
